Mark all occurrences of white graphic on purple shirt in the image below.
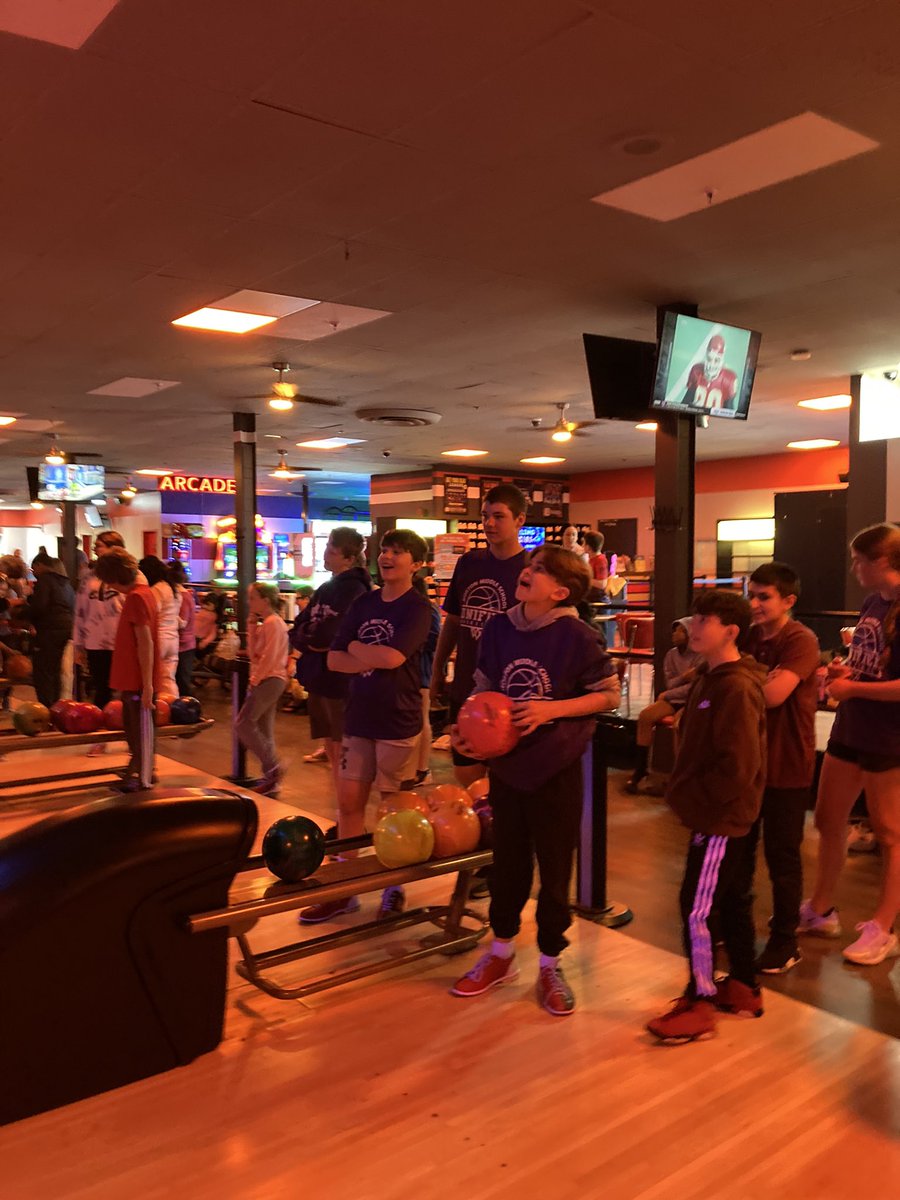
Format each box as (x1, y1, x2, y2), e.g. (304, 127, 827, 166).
(460, 580, 508, 641)
(500, 658, 553, 700)
(847, 617, 884, 681)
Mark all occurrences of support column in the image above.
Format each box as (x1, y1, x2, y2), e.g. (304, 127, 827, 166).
(60, 501, 78, 585)
(231, 413, 257, 783)
(653, 303, 697, 689)
(845, 373, 888, 610)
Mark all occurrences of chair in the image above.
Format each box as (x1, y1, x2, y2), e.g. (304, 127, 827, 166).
(0, 787, 257, 1125)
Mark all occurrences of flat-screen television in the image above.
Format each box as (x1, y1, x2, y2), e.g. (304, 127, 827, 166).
(38, 463, 105, 502)
(651, 313, 761, 420)
(519, 525, 546, 552)
(83, 505, 109, 529)
(582, 334, 657, 422)
(858, 371, 900, 442)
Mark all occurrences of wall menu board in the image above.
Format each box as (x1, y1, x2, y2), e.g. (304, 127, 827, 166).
(442, 473, 469, 515)
(480, 477, 502, 506)
(433, 532, 471, 580)
(542, 481, 564, 519)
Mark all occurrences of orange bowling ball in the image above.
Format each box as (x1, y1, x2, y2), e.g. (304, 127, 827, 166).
(154, 698, 171, 726)
(423, 783, 471, 814)
(467, 777, 490, 803)
(4, 653, 31, 681)
(103, 700, 124, 731)
(375, 790, 429, 821)
(429, 797, 481, 858)
(457, 691, 520, 759)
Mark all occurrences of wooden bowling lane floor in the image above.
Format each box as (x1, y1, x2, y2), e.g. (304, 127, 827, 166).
(3, 890, 900, 1200)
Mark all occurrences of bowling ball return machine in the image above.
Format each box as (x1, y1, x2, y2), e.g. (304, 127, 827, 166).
(188, 833, 492, 1001)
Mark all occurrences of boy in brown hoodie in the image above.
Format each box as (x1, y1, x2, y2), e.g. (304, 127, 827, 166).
(646, 589, 767, 1044)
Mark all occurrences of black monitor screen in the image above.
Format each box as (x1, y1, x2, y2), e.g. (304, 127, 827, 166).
(651, 313, 761, 421)
(582, 334, 656, 422)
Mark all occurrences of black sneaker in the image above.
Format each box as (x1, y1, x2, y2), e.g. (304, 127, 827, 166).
(756, 940, 802, 975)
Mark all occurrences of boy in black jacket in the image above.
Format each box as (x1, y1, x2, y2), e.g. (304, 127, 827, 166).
(647, 589, 767, 1045)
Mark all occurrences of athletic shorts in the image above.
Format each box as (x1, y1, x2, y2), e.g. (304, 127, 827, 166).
(308, 693, 345, 742)
(448, 696, 480, 768)
(340, 734, 418, 792)
(826, 740, 900, 774)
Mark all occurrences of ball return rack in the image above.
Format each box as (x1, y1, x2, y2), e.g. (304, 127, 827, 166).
(187, 833, 492, 1001)
(0, 719, 215, 794)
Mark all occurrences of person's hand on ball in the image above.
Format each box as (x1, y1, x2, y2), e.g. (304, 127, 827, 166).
(511, 699, 555, 736)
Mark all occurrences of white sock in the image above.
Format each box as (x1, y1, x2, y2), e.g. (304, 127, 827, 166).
(539, 953, 558, 970)
(492, 939, 514, 959)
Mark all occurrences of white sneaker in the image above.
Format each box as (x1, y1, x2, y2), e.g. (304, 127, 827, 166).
(842, 920, 900, 965)
(431, 734, 452, 751)
(797, 899, 842, 938)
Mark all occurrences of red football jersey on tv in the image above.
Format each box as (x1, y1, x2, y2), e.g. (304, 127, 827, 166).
(684, 363, 738, 409)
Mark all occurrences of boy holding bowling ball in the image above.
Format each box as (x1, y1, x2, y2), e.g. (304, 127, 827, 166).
(450, 545, 620, 1015)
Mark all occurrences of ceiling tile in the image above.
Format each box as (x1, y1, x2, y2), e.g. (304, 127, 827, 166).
(0, 0, 120, 49)
(270, 302, 392, 342)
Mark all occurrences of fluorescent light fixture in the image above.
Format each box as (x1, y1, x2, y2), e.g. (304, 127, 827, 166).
(797, 394, 852, 411)
(717, 518, 775, 541)
(635, 421, 659, 431)
(136, 467, 180, 476)
(520, 456, 566, 465)
(296, 437, 365, 450)
(0, 416, 17, 427)
(441, 449, 488, 458)
(171, 308, 277, 334)
(859, 372, 900, 442)
(786, 439, 841, 450)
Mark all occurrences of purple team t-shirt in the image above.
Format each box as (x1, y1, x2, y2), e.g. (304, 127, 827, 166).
(476, 612, 616, 791)
(831, 592, 900, 757)
(444, 547, 528, 702)
(331, 586, 433, 740)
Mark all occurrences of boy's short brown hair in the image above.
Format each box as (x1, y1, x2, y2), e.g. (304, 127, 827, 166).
(381, 528, 428, 565)
(531, 544, 591, 606)
(693, 588, 752, 643)
(330, 526, 366, 563)
(483, 483, 528, 518)
(93, 547, 139, 587)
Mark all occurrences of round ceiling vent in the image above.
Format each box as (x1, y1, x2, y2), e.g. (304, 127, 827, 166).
(356, 407, 442, 428)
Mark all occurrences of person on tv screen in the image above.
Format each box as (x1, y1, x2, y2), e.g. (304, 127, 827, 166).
(683, 334, 738, 411)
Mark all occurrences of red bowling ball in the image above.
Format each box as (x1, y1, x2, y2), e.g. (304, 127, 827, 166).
(103, 700, 124, 731)
(49, 699, 78, 732)
(154, 698, 171, 726)
(457, 691, 520, 759)
(429, 797, 481, 858)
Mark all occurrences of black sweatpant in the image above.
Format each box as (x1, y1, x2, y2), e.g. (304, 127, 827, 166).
(176, 649, 195, 697)
(746, 786, 809, 946)
(87, 649, 114, 710)
(680, 830, 756, 997)
(121, 692, 155, 788)
(32, 632, 70, 708)
(488, 758, 582, 957)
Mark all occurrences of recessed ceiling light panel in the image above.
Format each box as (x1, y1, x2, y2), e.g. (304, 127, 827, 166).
(521, 456, 566, 465)
(797, 395, 851, 410)
(296, 437, 365, 450)
(441, 449, 488, 458)
(786, 439, 841, 450)
(172, 308, 277, 334)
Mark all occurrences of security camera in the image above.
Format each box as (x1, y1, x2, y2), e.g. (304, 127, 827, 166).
(382, 449, 392, 458)
(884, 370, 898, 381)
(530, 418, 542, 429)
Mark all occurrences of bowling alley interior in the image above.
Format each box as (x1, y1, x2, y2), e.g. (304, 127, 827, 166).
(3, 2, 900, 1197)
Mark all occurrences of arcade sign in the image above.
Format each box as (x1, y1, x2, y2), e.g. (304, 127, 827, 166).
(156, 474, 236, 495)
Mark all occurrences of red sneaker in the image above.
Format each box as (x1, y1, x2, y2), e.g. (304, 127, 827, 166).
(298, 896, 360, 925)
(450, 952, 518, 997)
(537, 964, 576, 1016)
(646, 996, 717, 1044)
(714, 976, 764, 1018)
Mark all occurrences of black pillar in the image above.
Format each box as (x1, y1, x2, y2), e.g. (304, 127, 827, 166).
(653, 303, 697, 689)
(845, 373, 887, 610)
(60, 502, 78, 585)
(233, 413, 257, 633)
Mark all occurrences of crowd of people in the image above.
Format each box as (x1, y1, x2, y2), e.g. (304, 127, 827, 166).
(3, 503, 898, 1040)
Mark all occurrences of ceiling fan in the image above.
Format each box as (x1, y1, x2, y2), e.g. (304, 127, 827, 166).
(523, 402, 602, 442)
(238, 362, 342, 410)
(268, 450, 321, 479)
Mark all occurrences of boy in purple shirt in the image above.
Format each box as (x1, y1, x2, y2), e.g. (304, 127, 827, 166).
(449, 545, 620, 1016)
(299, 529, 432, 925)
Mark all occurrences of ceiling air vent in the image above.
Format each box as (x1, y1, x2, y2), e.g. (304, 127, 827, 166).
(356, 408, 441, 428)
